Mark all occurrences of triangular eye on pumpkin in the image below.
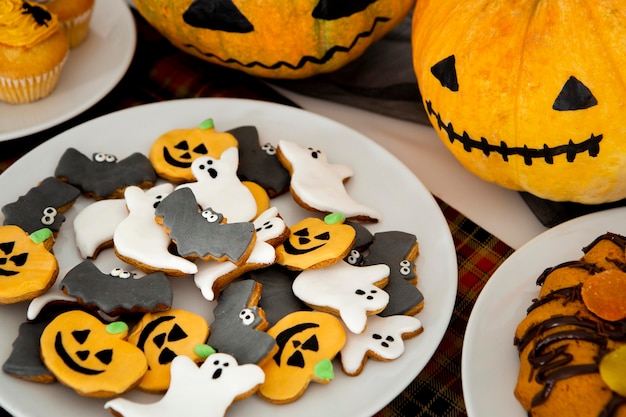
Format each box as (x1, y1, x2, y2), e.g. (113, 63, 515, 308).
(553, 76, 598, 111)
(182, 0, 254, 33)
(312, 0, 378, 19)
(430, 55, 459, 92)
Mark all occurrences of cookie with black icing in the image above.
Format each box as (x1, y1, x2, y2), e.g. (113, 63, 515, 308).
(55, 148, 157, 200)
(60, 261, 173, 316)
(229, 125, 290, 197)
(3, 319, 55, 383)
(154, 187, 256, 264)
(207, 279, 277, 365)
(2, 177, 80, 235)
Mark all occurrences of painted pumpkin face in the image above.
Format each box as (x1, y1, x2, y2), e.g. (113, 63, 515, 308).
(149, 118, 238, 183)
(133, 0, 416, 79)
(40, 310, 148, 397)
(128, 309, 210, 393)
(259, 311, 346, 403)
(0, 226, 57, 304)
(412, 0, 626, 204)
(276, 214, 356, 270)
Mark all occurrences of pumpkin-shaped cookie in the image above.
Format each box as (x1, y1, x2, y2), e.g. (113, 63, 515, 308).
(0, 226, 57, 304)
(40, 310, 148, 398)
(133, 0, 415, 79)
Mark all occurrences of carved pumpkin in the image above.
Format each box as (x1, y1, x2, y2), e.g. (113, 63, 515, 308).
(133, 0, 416, 79)
(412, 1, 626, 204)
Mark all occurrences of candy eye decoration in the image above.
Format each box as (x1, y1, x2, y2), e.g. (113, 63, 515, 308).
(346, 249, 363, 266)
(110, 268, 135, 279)
(261, 143, 277, 156)
(399, 260, 412, 277)
(93, 153, 118, 163)
(40, 207, 57, 226)
(201, 208, 220, 223)
(239, 308, 256, 326)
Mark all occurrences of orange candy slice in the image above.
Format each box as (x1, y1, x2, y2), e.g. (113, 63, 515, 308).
(581, 269, 626, 321)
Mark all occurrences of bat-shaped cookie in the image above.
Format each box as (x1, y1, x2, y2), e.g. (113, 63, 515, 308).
(229, 125, 290, 197)
(60, 261, 172, 316)
(154, 187, 256, 264)
(2, 177, 80, 234)
(55, 148, 157, 199)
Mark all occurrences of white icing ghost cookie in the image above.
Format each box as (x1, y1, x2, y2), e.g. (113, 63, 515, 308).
(176, 147, 258, 223)
(194, 206, 288, 301)
(105, 353, 265, 417)
(292, 261, 390, 334)
(340, 314, 423, 376)
(114, 184, 198, 277)
(277, 140, 381, 222)
(74, 198, 128, 259)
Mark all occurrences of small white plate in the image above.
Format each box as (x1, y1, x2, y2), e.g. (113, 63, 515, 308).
(0, 0, 136, 141)
(462, 206, 626, 417)
(0, 98, 457, 417)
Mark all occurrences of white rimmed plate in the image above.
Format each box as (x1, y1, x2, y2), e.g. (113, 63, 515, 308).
(462, 206, 626, 417)
(0, 98, 457, 417)
(0, 0, 136, 141)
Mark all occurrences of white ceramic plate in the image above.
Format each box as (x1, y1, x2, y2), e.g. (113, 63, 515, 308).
(0, 98, 457, 417)
(462, 206, 626, 417)
(0, 0, 136, 141)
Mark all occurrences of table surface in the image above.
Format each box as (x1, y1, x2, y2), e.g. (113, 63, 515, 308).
(0, 7, 552, 417)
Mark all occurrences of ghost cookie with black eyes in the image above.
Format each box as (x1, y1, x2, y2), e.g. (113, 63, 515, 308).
(2, 177, 80, 235)
(55, 148, 157, 200)
(277, 140, 381, 222)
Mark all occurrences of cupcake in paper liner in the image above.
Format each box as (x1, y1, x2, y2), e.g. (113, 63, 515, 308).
(0, 0, 69, 104)
(32, 0, 95, 48)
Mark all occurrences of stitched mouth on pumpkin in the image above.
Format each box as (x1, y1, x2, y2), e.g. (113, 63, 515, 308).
(182, 16, 390, 70)
(425, 100, 603, 166)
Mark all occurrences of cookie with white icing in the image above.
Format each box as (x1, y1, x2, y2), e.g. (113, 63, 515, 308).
(114, 184, 198, 277)
(55, 148, 157, 200)
(291, 260, 390, 334)
(277, 140, 381, 222)
(2, 176, 80, 235)
(194, 206, 288, 301)
(73, 198, 129, 259)
(154, 187, 256, 265)
(176, 147, 258, 223)
(340, 314, 423, 376)
(105, 353, 265, 417)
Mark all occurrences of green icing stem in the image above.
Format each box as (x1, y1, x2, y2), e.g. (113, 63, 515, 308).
(314, 358, 335, 381)
(194, 344, 216, 359)
(29, 228, 53, 244)
(106, 321, 128, 335)
(324, 212, 345, 225)
(199, 118, 215, 130)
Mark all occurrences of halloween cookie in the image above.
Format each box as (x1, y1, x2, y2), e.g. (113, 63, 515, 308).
(277, 140, 381, 222)
(194, 206, 288, 301)
(114, 184, 198, 277)
(55, 148, 157, 200)
(275, 213, 356, 271)
(40, 310, 147, 398)
(258, 311, 346, 404)
(3, 319, 56, 383)
(148, 117, 239, 183)
(73, 197, 129, 259)
(0, 226, 57, 304)
(154, 187, 256, 264)
(176, 147, 258, 223)
(291, 260, 390, 334)
(340, 314, 423, 376)
(105, 353, 265, 417)
(206, 279, 277, 365)
(127, 309, 210, 393)
(229, 125, 290, 197)
(60, 261, 173, 316)
(2, 176, 80, 235)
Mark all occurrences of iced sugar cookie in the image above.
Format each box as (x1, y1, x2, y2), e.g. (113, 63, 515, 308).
(105, 353, 264, 417)
(73, 198, 128, 259)
(55, 148, 157, 200)
(3, 319, 56, 383)
(277, 140, 381, 222)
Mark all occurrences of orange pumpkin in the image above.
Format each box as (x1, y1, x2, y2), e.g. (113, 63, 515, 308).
(133, 0, 416, 79)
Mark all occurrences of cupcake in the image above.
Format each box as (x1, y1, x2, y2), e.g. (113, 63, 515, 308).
(33, 0, 95, 48)
(0, 0, 69, 104)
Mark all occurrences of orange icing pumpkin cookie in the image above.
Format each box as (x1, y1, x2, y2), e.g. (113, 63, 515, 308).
(0, 226, 57, 304)
(258, 311, 346, 404)
(275, 213, 356, 271)
(127, 309, 210, 394)
(40, 310, 148, 398)
(149, 118, 238, 183)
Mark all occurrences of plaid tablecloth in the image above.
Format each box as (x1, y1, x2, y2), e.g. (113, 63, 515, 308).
(0, 10, 514, 417)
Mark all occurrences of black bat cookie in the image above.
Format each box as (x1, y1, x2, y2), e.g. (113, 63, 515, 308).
(60, 261, 173, 316)
(207, 279, 276, 365)
(229, 125, 290, 197)
(55, 148, 157, 199)
(2, 177, 80, 234)
(154, 187, 256, 264)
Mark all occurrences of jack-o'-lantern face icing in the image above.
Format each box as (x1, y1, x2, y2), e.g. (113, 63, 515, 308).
(133, 0, 415, 79)
(40, 310, 148, 397)
(412, 0, 626, 204)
